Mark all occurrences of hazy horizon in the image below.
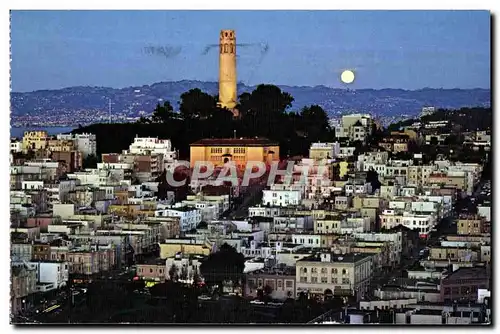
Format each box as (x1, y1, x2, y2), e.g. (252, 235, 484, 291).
(11, 79, 492, 94)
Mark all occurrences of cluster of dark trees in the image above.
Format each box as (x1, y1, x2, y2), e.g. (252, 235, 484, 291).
(73, 84, 334, 160)
(199, 243, 245, 289)
(387, 107, 492, 133)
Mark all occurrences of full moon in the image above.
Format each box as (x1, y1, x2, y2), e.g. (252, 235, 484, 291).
(341, 70, 355, 84)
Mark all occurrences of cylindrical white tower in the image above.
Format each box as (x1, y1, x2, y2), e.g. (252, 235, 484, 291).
(218, 29, 237, 110)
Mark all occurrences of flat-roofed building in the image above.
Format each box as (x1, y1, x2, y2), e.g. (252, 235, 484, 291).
(190, 137, 279, 170)
(295, 253, 372, 301)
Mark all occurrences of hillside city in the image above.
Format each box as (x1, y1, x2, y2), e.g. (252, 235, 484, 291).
(10, 107, 492, 324)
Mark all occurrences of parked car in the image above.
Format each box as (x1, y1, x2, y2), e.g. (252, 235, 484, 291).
(250, 300, 264, 305)
(198, 295, 211, 301)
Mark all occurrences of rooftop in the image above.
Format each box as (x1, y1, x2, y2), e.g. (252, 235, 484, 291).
(444, 267, 490, 281)
(299, 253, 372, 264)
(246, 266, 296, 276)
(190, 137, 278, 147)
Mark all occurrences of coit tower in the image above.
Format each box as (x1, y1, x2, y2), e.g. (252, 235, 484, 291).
(218, 29, 237, 110)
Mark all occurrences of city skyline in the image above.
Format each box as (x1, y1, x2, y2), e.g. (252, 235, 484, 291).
(11, 10, 491, 92)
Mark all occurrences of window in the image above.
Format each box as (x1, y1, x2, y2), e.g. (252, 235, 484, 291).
(311, 277, 318, 283)
(277, 280, 282, 288)
(300, 277, 307, 283)
(150, 268, 153, 273)
(285, 280, 293, 288)
(342, 269, 348, 275)
(321, 277, 328, 283)
(342, 278, 350, 284)
(331, 268, 338, 274)
(302, 267, 307, 273)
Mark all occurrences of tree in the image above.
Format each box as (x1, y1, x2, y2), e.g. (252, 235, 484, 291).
(179, 88, 217, 119)
(168, 264, 179, 281)
(137, 116, 150, 124)
(199, 243, 245, 289)
(151, 101, 175, 123)
(82, 154, 98, 169)
(239, 84, 293, 116)
(263, 285, 273, 303)
(180, 266, 188, 281)
(239, 84, 294, 137)
(300, 104, 332, 142)
(263, 285, 273, 296)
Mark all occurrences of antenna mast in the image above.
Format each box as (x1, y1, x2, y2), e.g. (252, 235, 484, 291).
(108, 98, 112, 124)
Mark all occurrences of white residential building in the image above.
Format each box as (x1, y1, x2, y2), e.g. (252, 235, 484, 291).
(401, 213, 436, 238)
(380, 209, 404, 230)
(309, 142, 340, 159)
(10, 140, 22, 153)
(340, 217, 371, 234)
(21, 181, 44, 191)
(478, 205, 491, 222)
(345, 182, 372, 196)
(155, 206, 202, 232)
(379, 184, 399, 199)
(338, 146, 356, 158)
(240, 240, 275, 258)
(362, 162, 387, 177)
(262, 189, 301, 207)
(127, 137, 176, 162)
(352, 232, 403, 256)
(292, 233, 322, 248)
(249, 206, 283, 218)
(26, 261, 69, 291)
(273, 215, 314, 232)
(57, 133, 97, 157)
(165, 255, 203, 282)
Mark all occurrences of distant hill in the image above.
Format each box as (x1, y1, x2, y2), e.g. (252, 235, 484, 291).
(11, 80, 490, 119)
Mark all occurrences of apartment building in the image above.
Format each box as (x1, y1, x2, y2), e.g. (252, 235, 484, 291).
(440, 267, 490, 303)
(25, 260, 69, 291)
(159, 238, 213, 259)
(22, 131, 49, 153)
(127, 136, 176, 162)
(10, 264, 37, 315)
(136, 260, 167, 282)
(57, 133, 97, 158)
(309, 142, 340, 160)
(245, 266, 296, 300)
(314, 215, 344, 234)
(457, 215, 488, 235)
(155, 205, 202, 232)
(165, 254, 203, 282)
(262, 189, 302, 207)
(429, 246, 478, 263)
(189, 137, 280, 170)
(295, 253, 372, 301)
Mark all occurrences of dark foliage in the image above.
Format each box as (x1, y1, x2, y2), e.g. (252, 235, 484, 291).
(72, 84, 334, 160)
(199, 243, 245, 288)
(387, 107, 492, 132)
(82, 154, 98, 169)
